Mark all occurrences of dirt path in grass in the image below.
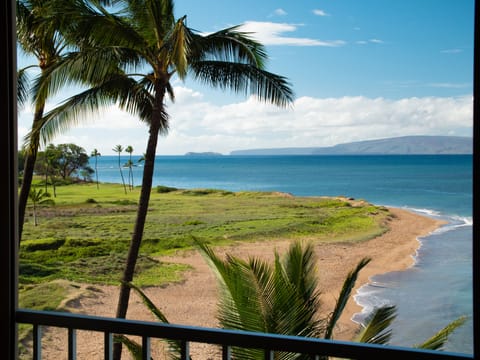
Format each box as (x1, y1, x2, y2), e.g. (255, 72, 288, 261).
(29, 207, 443, 360)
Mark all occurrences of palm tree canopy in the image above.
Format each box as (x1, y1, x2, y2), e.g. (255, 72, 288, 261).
(198, 241, 324, 340)
(34, 0, 294, 144)
(91, 148, 101, 157)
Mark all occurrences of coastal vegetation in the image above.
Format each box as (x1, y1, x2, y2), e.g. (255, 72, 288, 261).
(19, 181, 390, 301)
(19, 180, 399, 356)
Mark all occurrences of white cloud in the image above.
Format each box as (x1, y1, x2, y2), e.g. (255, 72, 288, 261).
(441, 48, 463, 54)
(313, 9, 330, 17)
(19, 86, 472, 155)
(428, 82, 471, 89)
(239, 21, 345, 47)
(356, 39, 384, 45)
(273, 8, 287, 16)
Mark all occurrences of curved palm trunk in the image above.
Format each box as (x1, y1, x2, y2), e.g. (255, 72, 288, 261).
(113, 84, 165, 360)
(18, 103, 44, 243)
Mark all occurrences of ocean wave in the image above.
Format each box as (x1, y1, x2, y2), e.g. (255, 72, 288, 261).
(406, 207, 442, 217)
(431, 216, 473, 235)
(352, 288, 395, 325)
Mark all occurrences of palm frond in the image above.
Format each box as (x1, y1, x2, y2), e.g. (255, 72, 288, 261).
(189, 26, 267, 68)
(127, 282, 170, 323)
(126, 282, 183, 358)
(17, 67, 31, 107)
(354, 305, 396, 345)
(29, 75, 156, 146)
(128, 0, 175, 46)
(114, 335, 143, 360)
(190, 60, 294, 107)
(51, 0, 149, 52)
(414, 316, 467, 351)
(162, 16, 190, 78)
(324, 257, 371, 339)
(284, 242, 319, 308)
(196, 241, 269, 333)
(32, 47, 143, 104)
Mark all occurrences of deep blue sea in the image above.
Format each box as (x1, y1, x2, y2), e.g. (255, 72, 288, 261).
(91, 154, 473, 354)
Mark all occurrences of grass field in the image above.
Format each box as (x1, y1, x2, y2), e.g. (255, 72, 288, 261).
(19, 181, 392, 311)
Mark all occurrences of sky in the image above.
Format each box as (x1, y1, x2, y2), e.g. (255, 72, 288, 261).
(17, 0, 475, 155)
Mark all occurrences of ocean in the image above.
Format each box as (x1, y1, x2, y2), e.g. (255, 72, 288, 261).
(90, 154, 473, 354)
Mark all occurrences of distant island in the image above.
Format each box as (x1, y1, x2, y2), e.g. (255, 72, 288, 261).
(229, 136, 472, 156)
(185, 152, 223, 156)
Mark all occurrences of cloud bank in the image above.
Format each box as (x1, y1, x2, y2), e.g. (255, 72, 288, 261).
(19, 86, 472, 155)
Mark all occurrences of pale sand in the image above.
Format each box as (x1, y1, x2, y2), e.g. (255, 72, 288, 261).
(30, 207, 444, 360)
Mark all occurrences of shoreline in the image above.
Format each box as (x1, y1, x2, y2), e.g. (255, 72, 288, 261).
(36, 206, 444, 359)
(332, 207, 446, 340)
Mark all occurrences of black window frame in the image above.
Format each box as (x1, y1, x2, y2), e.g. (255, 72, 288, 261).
(1, 1, 478, 359)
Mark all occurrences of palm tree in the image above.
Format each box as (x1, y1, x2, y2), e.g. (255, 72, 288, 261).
(113, 144, 127, 194)
(91, 148, 101, 189)
(34, 4, 293, 356)
(125, 145, 134, 190)
(122, 241, 466, 359)
(16, 0, 73, 242)
(28, 187, 54, 226)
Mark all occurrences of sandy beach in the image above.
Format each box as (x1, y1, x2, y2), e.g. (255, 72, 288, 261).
(31, 207, 443, 359)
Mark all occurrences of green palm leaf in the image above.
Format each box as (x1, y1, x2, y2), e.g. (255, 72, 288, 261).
(190, 61, 294, 107)
(414, 316, 468, 350)
(188, 25, 268, 68)
(354, 305, 396, 345)
(114, 335, 143, 360)
(126, 282, 183, 359)
(324, 257, 371, 340)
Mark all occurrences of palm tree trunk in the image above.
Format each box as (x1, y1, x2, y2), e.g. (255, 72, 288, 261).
(19, 150, 37, 240)
(118, 155, 127, 194)
(18, 104, 44, 243)
(113, 85, 165, 360)
(95, 157, 99, 189)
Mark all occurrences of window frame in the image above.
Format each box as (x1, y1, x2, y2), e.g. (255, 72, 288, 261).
(1, 1, 478, 359)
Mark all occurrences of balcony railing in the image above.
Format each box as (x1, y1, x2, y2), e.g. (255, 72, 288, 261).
(16, 308, 472, 360)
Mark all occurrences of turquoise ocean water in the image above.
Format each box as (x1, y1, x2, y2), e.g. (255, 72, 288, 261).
(91, 154, 473, 354)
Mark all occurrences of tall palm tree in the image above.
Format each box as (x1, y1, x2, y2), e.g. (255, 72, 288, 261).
(113, 144, 127, 194)
(34, 4, 293, 356)
(16, 0, 72, 242)
(125, 145, 134, 190)
(91, 148, 101, 189)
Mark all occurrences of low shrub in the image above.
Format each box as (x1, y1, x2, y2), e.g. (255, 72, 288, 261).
(157, 185, 178, 193)
(21, 238, 66, 252)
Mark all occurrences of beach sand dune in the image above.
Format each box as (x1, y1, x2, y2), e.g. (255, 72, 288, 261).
(32, 208, 443, 359)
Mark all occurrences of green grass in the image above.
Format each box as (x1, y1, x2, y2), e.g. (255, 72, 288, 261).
(20, 181, 392, 312)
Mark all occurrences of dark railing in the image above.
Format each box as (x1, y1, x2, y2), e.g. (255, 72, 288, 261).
(16, 308, 472, 360)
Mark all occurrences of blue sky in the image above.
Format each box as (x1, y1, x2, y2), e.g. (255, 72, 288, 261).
(18, 0, 475, 155)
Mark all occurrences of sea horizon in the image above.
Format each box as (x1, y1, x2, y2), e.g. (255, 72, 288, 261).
(89, 154, 473, 354)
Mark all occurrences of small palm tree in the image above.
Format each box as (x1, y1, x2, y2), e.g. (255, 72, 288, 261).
(91, 148, 101, 189)
(113, 144, 127, 194)
(125, 145, 134, 190)
(122, 241, 466, 359)
(28, 188, 54, 226)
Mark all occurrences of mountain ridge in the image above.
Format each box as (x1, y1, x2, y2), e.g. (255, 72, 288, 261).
(229, 136, 472, 155)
